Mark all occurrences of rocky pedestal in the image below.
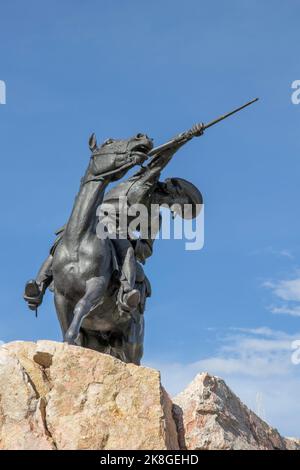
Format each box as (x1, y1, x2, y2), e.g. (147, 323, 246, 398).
(0, 341, 178, 450)
(0, 341, 298, 450)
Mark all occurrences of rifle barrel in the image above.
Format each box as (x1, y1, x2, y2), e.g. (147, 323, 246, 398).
(203, 97, 259, 130)
(148, 97, 259, 156)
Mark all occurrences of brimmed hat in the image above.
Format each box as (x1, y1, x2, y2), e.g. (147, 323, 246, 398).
(165, 177, 203, 219)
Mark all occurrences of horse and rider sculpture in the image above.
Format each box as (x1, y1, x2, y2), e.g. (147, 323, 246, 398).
(24, 99, 258, 364)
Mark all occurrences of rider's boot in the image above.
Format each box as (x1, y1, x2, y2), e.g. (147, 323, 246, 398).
(24, 280, 44, 311)
(123, 287, 140, 310)
(118, 278, 140, 311)
(24, 254, 54, 311)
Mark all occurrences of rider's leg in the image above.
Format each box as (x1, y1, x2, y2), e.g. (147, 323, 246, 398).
(112, 238, 140, 309)
(36, 254, 54, 291)
(64, 275, 110, 345)
(113, 239, 136, 291)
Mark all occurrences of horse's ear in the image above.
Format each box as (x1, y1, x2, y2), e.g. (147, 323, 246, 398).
(89, 133, 97, 152)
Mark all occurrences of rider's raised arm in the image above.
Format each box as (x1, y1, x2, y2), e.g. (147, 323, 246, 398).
(147, 136, 187, 175)
(133, 136, 192, 187)
(142, 123, 204, 182)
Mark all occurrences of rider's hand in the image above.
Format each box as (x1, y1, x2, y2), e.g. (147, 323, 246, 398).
(187, 123, 205, 138)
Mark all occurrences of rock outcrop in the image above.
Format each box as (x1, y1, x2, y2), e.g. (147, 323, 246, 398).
(0, 341, 298, 450)
(173, 372, 300, 450)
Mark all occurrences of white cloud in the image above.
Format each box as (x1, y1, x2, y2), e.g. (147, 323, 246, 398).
(230, 326, 292, 338)
(264, 277, 300, 317)
(145, 327, 300, 437)
(250, 247, 294, 259)
(278, 249, 294, 259)
(269, 305, 300, 317)
(264, 278, 300, 302)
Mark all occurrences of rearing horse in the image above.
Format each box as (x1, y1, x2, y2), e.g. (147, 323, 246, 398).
(51, 133, 153, 361)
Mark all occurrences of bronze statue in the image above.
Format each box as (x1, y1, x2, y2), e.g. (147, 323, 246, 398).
(24, 99, 258, 364)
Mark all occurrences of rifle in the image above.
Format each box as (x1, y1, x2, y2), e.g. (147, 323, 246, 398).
(148, 98, 259, 157)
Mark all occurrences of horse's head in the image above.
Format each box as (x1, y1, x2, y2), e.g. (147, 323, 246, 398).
(87, 133, 153, 181)
(93, 133, 153, 158)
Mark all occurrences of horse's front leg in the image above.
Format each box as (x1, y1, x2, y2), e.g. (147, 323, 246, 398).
(64, 275, 109, 345)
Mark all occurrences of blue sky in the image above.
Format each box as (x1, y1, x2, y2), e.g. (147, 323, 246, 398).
(1, 0, 300, 436)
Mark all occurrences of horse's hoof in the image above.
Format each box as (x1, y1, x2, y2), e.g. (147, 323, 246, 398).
(64, 333, 76, 345)
(64, 339, 76, 346)
(74, 335, 81, 346)
(64, 331, 80, 346)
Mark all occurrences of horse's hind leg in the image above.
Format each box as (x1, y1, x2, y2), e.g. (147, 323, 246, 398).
(54, 290, 74, 338)
(64, 275, 109, 345)
(122, 313, 145, 365)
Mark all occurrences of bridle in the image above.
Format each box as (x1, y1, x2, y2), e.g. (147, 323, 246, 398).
(82, 145, 135, 185)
